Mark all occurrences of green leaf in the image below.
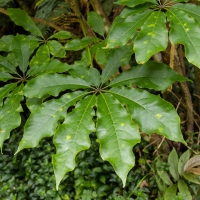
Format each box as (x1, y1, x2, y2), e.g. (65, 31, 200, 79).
(167, 8, 200, 68)
(0, 85, 24, 150)
(164, 184, 177, 200)
(0, 35, 14, 52)
(88, 68, 101, 87)
(47, 40, 66, 58)
(11, 34, 32, 73)
(134, 11, 168, 64)
(94, 41, 110, 66)
(115, 0, 156, 7)
(168, 148, 179, 181)
(172, 0, 189, 2)
(96, 93, 140, 187)
(87, 12, 105, 37)
(0, 55, 18, 75)
(53, 95, 96, 190)
(107, 9, 152, 48)
(0, 83, 17, 107)
(156, 159, 173, 186)
(7, 8, 43, 38)
(28, 44, 50, 76)
(101, 44, 134, 84)
(183, 172, 200, 184)
(0, 72, 13, 82)
(109, 61, 188, 90)
(178, 180, 192, 200)
(16, 91, 88, 153)
(49, 31, 72, 39)
(109, 87, 185, 143)
(28, 59, 70, 76)
(173, 3, 200, 23)
(23, 74, 91, 98)
(65, 37, 99, 51)
(178, 150, 190, 176)
(26, 97, 43, 112)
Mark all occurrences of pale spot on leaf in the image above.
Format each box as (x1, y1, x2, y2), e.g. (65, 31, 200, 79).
(66, 135, 71, 140)
(59, 108, 63, 111)
(0, 130, 5, 133)
(121, 122, 124, 126)
(156, 113, 162, 119)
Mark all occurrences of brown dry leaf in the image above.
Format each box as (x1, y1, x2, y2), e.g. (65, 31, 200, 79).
(186, 167, 200, 175)
(184, 155, 200, 172)
(140, 180, 149, 188)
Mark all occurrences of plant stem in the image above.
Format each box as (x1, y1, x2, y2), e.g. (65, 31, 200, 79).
(127, 172, 151, 198)
(66, 0, 94, 68)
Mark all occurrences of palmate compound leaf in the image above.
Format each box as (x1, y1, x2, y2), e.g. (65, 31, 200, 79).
(16, 91, 88, 154)
(96, 93, 140, 187)
(107, 9, 153, 48)
(167, 8, 200, 69)
(7, 8, 43, 38)
(52, 95, 96, 190)
(134, 11, 168, 64)
(109, 87, 185, 143)
(108, 61, 188, 90)
(101, 44, 134, 85)
(23, 74, 92, 98)
(0, 85, 24, 150)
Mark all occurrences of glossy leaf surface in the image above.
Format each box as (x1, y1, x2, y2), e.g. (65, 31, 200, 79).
(109, 87, 185, 143)
(28, 59, 70, 76)
(49, 31, 72, 39)
(0, 35, 14, 52)
(65, 37, 99, 51)
(0, 55, 18, 75)
(134, 11, 168, 64)
(12, 34, 32, 73)
(101, 44, 134, 84)
(88, 68, 101, 87)
(115, 0, 156, 7)
(16, 91, 88, 153)
(7, 8, 43, 37)
(53, 95, 96, 189)
(167, 8, 200, 68)
(0, 83, 17, 107)
(173, 3, 200, 22)
(23, 74, 91, 98)
(0, 72, 13, 82)
(96, 93, 140, 187)
(0, 85, 23, 149)
(47, 40, 66, 58)
(87, 12, 105, 37)
(107, 9, 152, 48)
(109, 61, 188, 90)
